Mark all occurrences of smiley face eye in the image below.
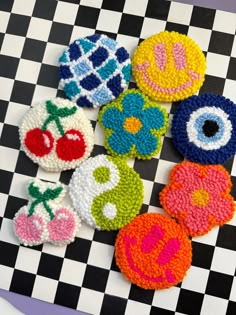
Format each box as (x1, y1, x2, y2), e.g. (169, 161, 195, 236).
(141, 224, 164, 253)
(173, 42, 187, 70)
(154, 43, 167, 71)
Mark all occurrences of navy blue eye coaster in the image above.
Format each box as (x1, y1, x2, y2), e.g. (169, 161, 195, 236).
(171, 93, 236, 164)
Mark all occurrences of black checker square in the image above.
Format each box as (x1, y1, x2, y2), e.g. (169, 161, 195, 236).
(208, 31, 234, 56)
(206, 271, 233, 299)
(54, 282, 81, 309)
(21, 38, 47, 62)
(37, 253, 63, 280)
(0, 1, 236, 314)
(82, 265, 109, 292)
(6, 14, 31, 37)
(10, 270, 36, 296)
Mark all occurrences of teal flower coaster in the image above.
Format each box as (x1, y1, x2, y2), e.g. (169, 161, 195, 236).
(98, 89, 168, 159)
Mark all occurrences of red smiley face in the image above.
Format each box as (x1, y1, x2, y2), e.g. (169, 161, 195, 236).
(115, 213, 192, 290)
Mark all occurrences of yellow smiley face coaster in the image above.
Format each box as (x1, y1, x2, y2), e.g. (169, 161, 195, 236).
(132, 31, 206, 103)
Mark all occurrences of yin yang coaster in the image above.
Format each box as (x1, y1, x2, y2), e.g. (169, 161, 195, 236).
(69, 154, 144, 230)
(171, 94, 236, 164)
(132, 31, 206, 102)
(19, 98, 94, 172)
(14, 179, 80, 247)
(59, 34, 131, 108)
(115, 213, 192, 290)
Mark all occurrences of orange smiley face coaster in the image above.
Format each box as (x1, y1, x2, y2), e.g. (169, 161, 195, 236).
(132, 31, 206, 102)
(115, 213, 192, 290)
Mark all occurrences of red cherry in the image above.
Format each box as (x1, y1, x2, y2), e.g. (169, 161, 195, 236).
(56, 129, 86, 161)
(25, 128, 54, 157)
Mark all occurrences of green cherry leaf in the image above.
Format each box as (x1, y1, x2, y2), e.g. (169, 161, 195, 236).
(42, 186, 63, 201)
(56, 106, 77, 118)
(28, 183, 42, 199)
(46, 100, 58, 115)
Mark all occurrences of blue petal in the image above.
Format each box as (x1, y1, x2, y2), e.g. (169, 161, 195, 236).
(136, 128, 158, 155)
(108, 130, 133, 154)
(122, 92, 144, 117)
(101, 107, 124, 130)
(141, 107, 165, 130)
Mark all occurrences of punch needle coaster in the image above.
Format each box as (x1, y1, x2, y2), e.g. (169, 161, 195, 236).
(115, 213, 192, 290)
(69, 154, 144, 230)
(171, 94, 236, 164)
(14, 179, 80, 246)
(59, 34, 131, 108)
(160, 162, 235, 237)
(132, 31, 206, 102)
(19, 98, 94, 172)
(98, 89, 168, 159)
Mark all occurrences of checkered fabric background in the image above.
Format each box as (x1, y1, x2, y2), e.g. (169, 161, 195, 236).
(0, 0, 236, 314)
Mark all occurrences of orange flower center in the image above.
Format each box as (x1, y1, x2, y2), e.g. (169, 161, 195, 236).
(124, 116, 142, 134)
(192, 189, 209, 207)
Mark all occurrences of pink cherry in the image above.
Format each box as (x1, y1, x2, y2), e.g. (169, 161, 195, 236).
(14, 212, 45, 245)
(47, 208, 77, 243)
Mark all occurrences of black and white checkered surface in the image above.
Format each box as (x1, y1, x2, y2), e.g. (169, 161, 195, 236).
(0, 0, 236, 314)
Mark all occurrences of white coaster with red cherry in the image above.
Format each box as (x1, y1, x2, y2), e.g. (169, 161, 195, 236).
(19, 97, 94, 172)
(13, 179, 81, 247)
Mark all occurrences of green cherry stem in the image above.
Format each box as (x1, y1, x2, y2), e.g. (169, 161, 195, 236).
(28, 199, 42, 217)
(43, 201, 55, 220)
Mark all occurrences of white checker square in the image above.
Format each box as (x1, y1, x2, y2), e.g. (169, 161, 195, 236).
(165, 115, 172, 138)
(155, 160, 176, 185)
(70, 26, 95, 43)
(80, 0, 103, 8)
(192, 226, 219, 246)
(223, 79, 236, 103)
(0, 146, 19, 172)
(27, 17, 52, 42)
(0, 11, 10, 33)
(78, 224, 95, 241)
(96, 9, 122, 33)
(141, 18, 166, 39)
(123, 0, 148, 16)
(125, 300, 151, 315)
(187, 26, 212, 52)
(181, 266, 209, 293)
(211, 247, 236, 276)
(12, 0, 35, 16)
(0, 265, 14, 290)
(59, 259, 86, 286)
(32, 275, 58, 303)
(142, 179, 153, 205)
(213, 11, 236, 34)
(231, 36, 236, 57)
(77, 288, 104, 315)
(1, 34, 25, 58)
(116, 34, 140, 57)
(42, 243, 66, 258)
(200, 295, 228, 315)
(168, 2, 193, 25)
(148, 205, 166, 215)
(105, 271, 131, 298)
(0, 78, 14, 101)
(5, 102, 30, 126)
(230, 277, 236, 302)
(15, 59, 41, 84)
(0, 123, 3, 138)
(206, 53, 230, 78)
(83, 107, 99, 121)
(94, 123, 105, 146)
(32, 85, 57, 104)
(88, 241, 114, 269)
(152, 286, 180, 311)
(53, 2, 78, 25)
(0, 218, 19, 245)
(43, 42, 66, 66)
(36, 167, 61, 183)
(9, 173, 31, 199)
(15, 246, 41, 274)
(0, 193, 8, 217)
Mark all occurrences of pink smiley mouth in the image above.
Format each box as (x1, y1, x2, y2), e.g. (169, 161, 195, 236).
(133, 61, 202, 95)
(124, 234, 177, 283)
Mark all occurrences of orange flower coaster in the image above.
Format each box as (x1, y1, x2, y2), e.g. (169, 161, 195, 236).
(160, 162, 235, 237)
(115, 213, 192, 290)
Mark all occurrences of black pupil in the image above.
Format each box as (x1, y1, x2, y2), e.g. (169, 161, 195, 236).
(202, 120, 219, 137)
